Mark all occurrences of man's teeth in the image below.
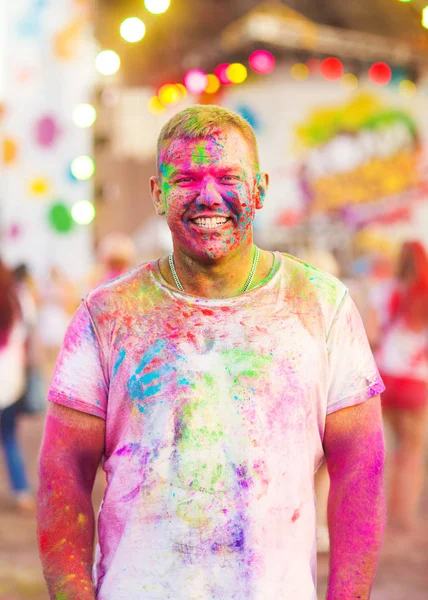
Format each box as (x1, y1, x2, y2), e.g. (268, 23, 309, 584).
(193, 217, 228, 229)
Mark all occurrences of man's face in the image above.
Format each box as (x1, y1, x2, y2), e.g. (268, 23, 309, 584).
(151, 128, 268, 261)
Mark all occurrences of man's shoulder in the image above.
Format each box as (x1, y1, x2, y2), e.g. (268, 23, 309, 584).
(280, 252, 348, 313)
(85, 261, 158, 310)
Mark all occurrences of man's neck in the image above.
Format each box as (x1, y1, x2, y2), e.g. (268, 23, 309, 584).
(159, 242, 273, 299)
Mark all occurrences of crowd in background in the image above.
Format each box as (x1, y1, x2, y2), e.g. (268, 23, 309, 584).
(0, 234, 427, 548)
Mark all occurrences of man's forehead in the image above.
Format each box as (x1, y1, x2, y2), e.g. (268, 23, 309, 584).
(159, 130, 252, 166)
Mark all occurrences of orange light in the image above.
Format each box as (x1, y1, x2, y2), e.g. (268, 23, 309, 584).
(205, 74, 221, 94)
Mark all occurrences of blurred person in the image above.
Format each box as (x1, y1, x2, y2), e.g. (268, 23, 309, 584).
(0, 259, 34, 513)
(367, 240, 428, 531)
(38, 105, 385, 600)
(89, 231, 137, 289)
(38, 265, 77, 379)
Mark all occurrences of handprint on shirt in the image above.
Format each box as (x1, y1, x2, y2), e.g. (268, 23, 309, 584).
(126, 339, 176, 413)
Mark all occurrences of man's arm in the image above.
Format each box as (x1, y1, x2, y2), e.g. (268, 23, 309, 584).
(324, 395, 386, 600)
(37, 402, 105, 600)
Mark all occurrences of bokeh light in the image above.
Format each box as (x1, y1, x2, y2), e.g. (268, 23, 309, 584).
(176, 83, 187, 99)
(144, 0, 170, 14)
(226, 63, 248, 84)
(72, 103, 97, 128)
(96, 50, 121, 75)
(158, 83, 182, 106)
(120, 17, 146, 43)
(184, 69, 208, 94)
(290, 63, 309, 81)
(399, 80, 417, 97)
(148, 96, 166, 115)
(423, 7, 428, 29)
(248, 50, 275, 74)
(320, 57, 344, 81)
(368, 62, 392, 86)
(72, 200, 96, 225)
(205, 74, 221, 94)
(70, 156, 95, 180)
(214, 64, 231, 85)
(341, 73, 359, 91)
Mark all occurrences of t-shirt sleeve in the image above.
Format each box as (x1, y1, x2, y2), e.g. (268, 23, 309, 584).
(326, 291, 385, 415)
(48, 300, 109, 419)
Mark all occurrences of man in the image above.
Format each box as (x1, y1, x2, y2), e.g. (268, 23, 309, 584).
(37, 105, 386, 600)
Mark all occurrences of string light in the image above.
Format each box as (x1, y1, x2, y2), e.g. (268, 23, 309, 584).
(341, 73, 359, 90)
(176, 83, 187, 99)
(70, 156, 95, 180)
(144, 0, 170, 15)
(369, 62, 392, 86)
(248, 50, 275, 74)
(290, 63, 309, 81)
(158, 83, 182, 106)
(320, 57, 343, 81)
(95, 50, 120, 75)
(423, 6, 428, 28)
(71, 201, 96, 225)
(148, 96, 166, 115)
(399, 80, 417, 97)
(204, 74, 220, 94)
(214, 64, 232, 85)
(184, 69, 208, 94)
(120, 17, 146, 43)
(72, 104, 97, 128)
(226, 63, 247, 84)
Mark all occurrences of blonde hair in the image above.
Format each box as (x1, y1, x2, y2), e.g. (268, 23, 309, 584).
(157, 105, 259, 171)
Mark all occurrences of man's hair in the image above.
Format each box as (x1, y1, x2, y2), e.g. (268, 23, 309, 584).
(157, 104, 260, 171)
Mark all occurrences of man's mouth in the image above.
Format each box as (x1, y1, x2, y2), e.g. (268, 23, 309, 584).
(190, 216, 231, 230)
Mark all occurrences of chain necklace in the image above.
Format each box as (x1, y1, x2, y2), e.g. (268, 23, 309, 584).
(168, 246, 260, 295)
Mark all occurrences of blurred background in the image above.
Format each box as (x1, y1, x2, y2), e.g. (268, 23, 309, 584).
(1, 0, 428, 598)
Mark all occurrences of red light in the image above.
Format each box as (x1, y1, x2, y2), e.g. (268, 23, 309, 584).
(248, 50, 275, 74)
(320, 57, 344, 81)
(214, 63, 231, 85)
(369, 62, 392, 86)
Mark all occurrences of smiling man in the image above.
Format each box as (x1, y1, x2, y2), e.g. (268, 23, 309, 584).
(37, 105, 386, 600)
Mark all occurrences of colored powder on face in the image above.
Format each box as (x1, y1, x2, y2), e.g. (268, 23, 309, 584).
(192, 142, 211, 165)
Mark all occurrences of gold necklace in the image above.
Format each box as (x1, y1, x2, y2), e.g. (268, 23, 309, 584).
(168, 246, 260, 294)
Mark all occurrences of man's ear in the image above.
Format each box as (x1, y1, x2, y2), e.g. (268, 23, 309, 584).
(150, 176, 166, 215)
(255, 172, 269, 210)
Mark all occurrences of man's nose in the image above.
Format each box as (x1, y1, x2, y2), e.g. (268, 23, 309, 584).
(196, 179, 222, 207)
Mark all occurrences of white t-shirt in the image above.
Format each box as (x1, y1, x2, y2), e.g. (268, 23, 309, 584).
(49, 252, 384, 600)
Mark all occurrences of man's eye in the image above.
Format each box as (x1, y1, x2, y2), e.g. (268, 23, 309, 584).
(176, 177, 194, 183)
(220, 175, 239, 182)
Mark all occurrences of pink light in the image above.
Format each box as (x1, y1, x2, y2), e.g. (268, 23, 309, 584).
(248, 50, 275, 74)
(214, 63, 232, 85)
(184, 69, 208, 94)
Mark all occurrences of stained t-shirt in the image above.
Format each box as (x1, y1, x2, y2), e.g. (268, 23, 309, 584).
(49, 252, 384, 600)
